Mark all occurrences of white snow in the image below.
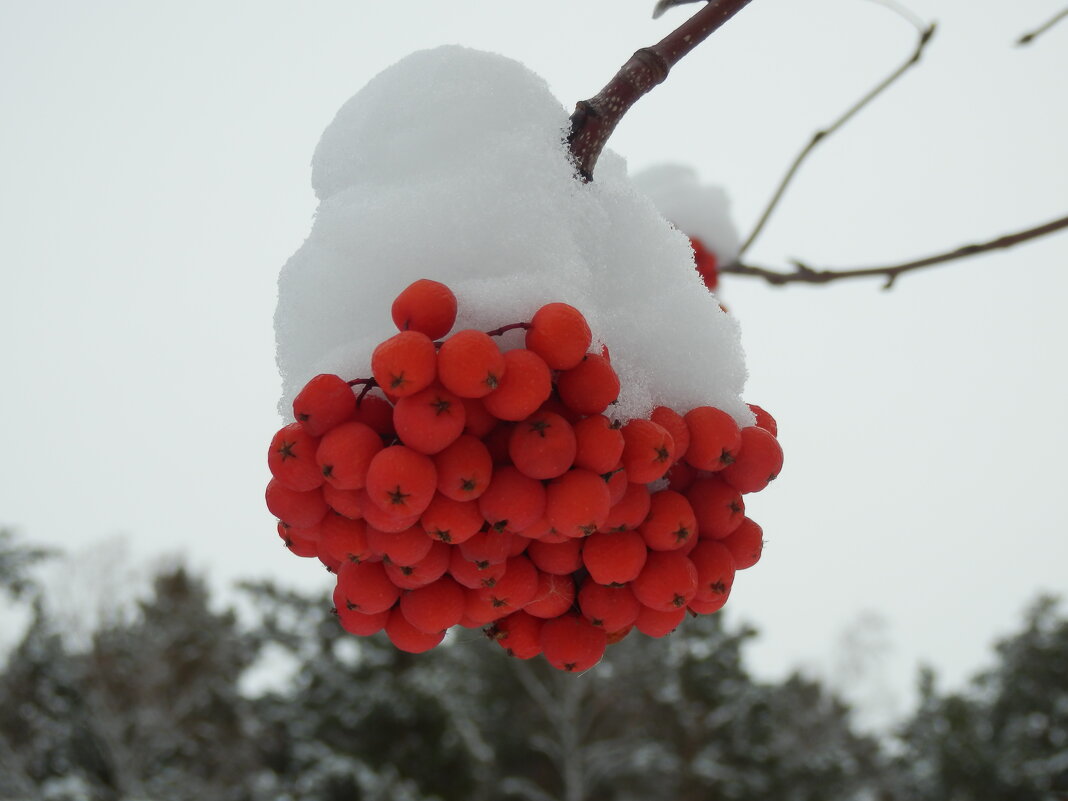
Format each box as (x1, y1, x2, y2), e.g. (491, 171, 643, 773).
(630, 163, 742, 265)
(275, 45, 752, 425)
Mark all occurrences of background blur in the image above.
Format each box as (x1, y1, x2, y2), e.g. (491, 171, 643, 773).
(1, 1, 1066, 797)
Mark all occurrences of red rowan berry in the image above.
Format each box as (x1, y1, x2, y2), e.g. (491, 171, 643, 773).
(687, 595, 729, 615)
(391, 278, 457, 340)
(604, 465, 629, 506)
(721, 516, 763, 570)
(631, 550, 698, 612)
(383, 540, 451, 589)
(524, 302, 592, 370)
(364, 445, 437, 517)
(489, 611, 544, 659)
(437, 329, 506, 398)
(684, 406, 741, 471)
(420, 493, 483, 545)
(556, 353, 620, 416)
(545, 468, 611, 539)
(537, 395, 582, 424)
(478, 465, 546, 533)
(572, 414, 625, 474)
(686, 477, 745, 539)
(277, 521, 319, 558)
(516, 516, 557, 541)
(526, 537, 584, 575)
(523, 572, 575, 619)
(461, 396, 498, 438)
(482, 348, 552, 421)
(690, 235, 719, 292)
(385, 606, 446, 653)
(540, 613, 607, 672)
(475, 555, 539, 613)
(321, 483, 363, 519)
(621, 419, 676, 484)
(689, 540, 736, 605)
(721, 425, 784, 494)
(266, 479, 329, 529)
(578, 580, 640, 632)
(293, 374, 356, 437)
(335, 560, 399, 615)
(433, 435, 493, 502)
(458, 529, 516, 567)
(335, 601, 390, 637)
(639, 490, 698, 552)
(351, 391, 395, 440)
(747, 403, 778, 437)
(371, 331, 437, 397)
(582, 530, 647, 585)
(606, 625, 633, 645)
(399, 575, 466, 633)
(393, 385, 466, 455)
(650, 406, 690, 461)
(449, 548, 508, 589)
(599, 481, 651, 533)
(463, 586, 509, 626)
(665, 461, 697, 494)
(316, 421, 384, 491)
(509, 411, 577, 480)
(268, 423, 323, 492)
(634, 605, 686, 638)
(318, 513, 372, 564)
(367, 523, 432, 567)
(320, 551, 343, 574)
(506, 534, 529, 557)
(482, 422, 514, 466)
(356, 489, 421, 533)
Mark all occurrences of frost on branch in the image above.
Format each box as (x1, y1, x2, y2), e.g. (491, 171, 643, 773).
(275, 46, 751, 425)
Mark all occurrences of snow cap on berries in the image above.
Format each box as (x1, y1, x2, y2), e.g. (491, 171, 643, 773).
(629, 164, 742, 267)
(276, 46, 751, 425)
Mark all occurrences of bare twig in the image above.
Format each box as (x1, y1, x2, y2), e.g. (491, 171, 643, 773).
(568, 0, 755, 181)
(721, 213, 1068, 288)
(1017, 7, 1068, 45)
(652, 0, 705, 19)
(735, 13, 936, 258)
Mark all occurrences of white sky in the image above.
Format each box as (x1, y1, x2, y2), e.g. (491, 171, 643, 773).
(2, 0, 1066, 726)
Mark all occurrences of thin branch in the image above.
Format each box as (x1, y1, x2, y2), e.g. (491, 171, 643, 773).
(652, 0, 705, 19)
(721, 213, 1068, 288)
(568, 0, 755, 181)
(1017, 7, 1068, 45)
(735, 15, 936, 258)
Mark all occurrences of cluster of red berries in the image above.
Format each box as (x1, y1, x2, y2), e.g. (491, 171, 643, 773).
(265, 279, 782, 672)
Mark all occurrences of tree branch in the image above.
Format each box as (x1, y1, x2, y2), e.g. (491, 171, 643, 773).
(736, 15, 935, 258)
(567, 0, 755, 181)
(1017, 7, 1068, 45)
(721, 213, 1068, 288)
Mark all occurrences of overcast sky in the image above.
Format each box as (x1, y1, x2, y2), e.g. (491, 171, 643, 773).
(2, 0, 1066, 726)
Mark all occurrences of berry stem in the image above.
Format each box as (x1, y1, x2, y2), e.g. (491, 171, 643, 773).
(485, 321, 533, 337)
(346, 377, 379, 404)
(566, 0, 755, 181)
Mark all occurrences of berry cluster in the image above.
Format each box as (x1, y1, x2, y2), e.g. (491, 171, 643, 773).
(265, 279, 782, 672)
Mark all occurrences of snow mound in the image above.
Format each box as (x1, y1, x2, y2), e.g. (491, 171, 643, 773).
(275, 45, 751, 424)
(630, 164, 742, 265)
